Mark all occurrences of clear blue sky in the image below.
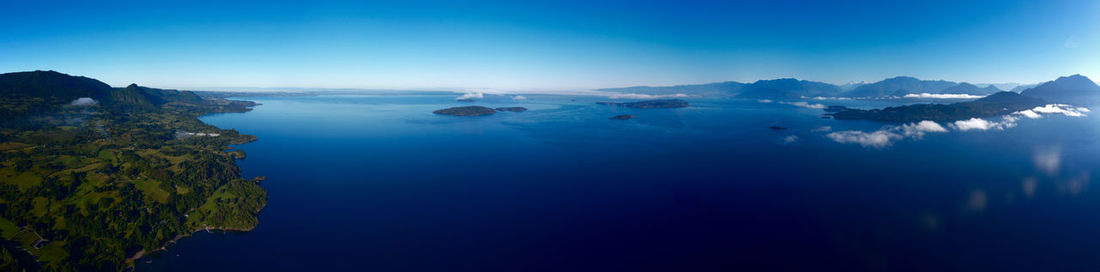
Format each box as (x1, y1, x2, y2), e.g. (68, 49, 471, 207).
(1, 0, 1097, 90)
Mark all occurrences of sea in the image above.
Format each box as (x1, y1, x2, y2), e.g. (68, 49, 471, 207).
(138, 93, 1100, 271)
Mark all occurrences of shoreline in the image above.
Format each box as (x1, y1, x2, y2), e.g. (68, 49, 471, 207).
(126, 98, 267, 268)
(126, 225, 259, 265)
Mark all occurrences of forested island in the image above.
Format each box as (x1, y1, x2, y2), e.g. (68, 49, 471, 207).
(597, 99, 689, 109)
(494, 107, 527, 112)
(433, 106, 498, 116)
(828, 92, 1047, 122)
(0, 71, 266, 270)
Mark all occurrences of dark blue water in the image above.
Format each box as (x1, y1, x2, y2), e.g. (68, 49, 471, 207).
(139, 94, 1100, 271)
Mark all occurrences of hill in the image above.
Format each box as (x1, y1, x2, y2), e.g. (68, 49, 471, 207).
(830, 92, 1046, 122)
(0, 71, 265, 270)
(597, 81, 745, 97)
(1019, 74, 1100, 104)
(734, 78, 842, 99)
(940, 83, 1001, 95)
(844, 76, 957, 97)
(0, 71, 114, 120)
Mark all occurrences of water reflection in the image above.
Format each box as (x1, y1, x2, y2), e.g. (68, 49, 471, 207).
(1033, 146, 1062, 175)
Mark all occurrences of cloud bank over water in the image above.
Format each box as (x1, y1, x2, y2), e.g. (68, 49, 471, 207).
(607, 93, 690, 99)
(825, 104, 1090, 148)
(948, 104, 1090, 131)
(826, 130, 904, 148)
(757, 99, 826, 109)
(901, 120, 948, 137)
(780, 101, 826, 109)
(457, 92, 484, 100)
(951, 118, 1004, 131)
(826, 120, 949, 148)
(903, 93, 983, 99)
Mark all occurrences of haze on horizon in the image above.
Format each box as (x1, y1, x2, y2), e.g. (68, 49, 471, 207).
(1, 0, 1097, 91)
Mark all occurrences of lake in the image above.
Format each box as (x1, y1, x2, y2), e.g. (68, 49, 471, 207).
(139, 94, 1100, 271)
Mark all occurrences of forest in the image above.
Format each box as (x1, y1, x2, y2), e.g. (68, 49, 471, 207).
(0, 71, 267, 271)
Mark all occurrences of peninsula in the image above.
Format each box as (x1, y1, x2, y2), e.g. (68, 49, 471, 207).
(0, 71, 267, 271)
(829, 91, 1046, 122)
(596, 99, 689, 109)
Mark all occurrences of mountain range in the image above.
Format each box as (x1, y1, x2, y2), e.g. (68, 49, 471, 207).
(595, 76, 1086, 99)
(596, 81, 746, 97)
(827, 75, 1100, 122)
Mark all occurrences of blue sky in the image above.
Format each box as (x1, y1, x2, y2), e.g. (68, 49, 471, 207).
(1, 0, 1097, 90)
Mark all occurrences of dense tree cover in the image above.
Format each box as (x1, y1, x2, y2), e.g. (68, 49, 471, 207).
(0, 71, 266, 271)
(829, 92, 1047, 122)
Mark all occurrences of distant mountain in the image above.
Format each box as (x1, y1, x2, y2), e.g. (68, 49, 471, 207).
(0, 70, 254, 122)
(844, 76, 957, 97)
(839, 81, 867, 92)
(1019, 74, 1100, 104)
(597, 81, 745, 97)
(735, 78, 842, 99)
(830, 91, 1046, 122)
(939, 83, 1001, 95)
(1010, 84, 1038, 93)
(977, 83, 1022, 91)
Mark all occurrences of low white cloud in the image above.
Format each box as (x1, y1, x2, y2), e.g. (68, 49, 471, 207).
(950, 104, 1089, 132)
(757, 99, 774, 103)
(607, 93, 689, 99)
(512, 95, 527, 101)
(826, 120, 948, 148)
(782, 135, 799, 144)
(1030, 104, 1088, 117)
(903, 93, 983, 99)
(952, 118, 1004, 131)
(780, 101, 826, 109)
(900, 120, 948, 138)
(827, 104, 1090, 148)
(802, 96, 852, 101)
(812, 126, 832, 132)
(70, 97, 97, 106)
(826, 130, 902, 148)
(1016, 110, 1041, 119)
(457, 92, 484, 100)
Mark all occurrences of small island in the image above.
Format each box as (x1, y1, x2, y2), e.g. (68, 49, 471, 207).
(610, 114, 634, 120)
(597, 99, 689, 109)
(433, 106, 497, 116)
(495, 107, 528, 112)
(769, 126, 788, 130)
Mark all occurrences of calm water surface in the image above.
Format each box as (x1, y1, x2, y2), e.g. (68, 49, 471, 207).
(139, 94, 1100, 271)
